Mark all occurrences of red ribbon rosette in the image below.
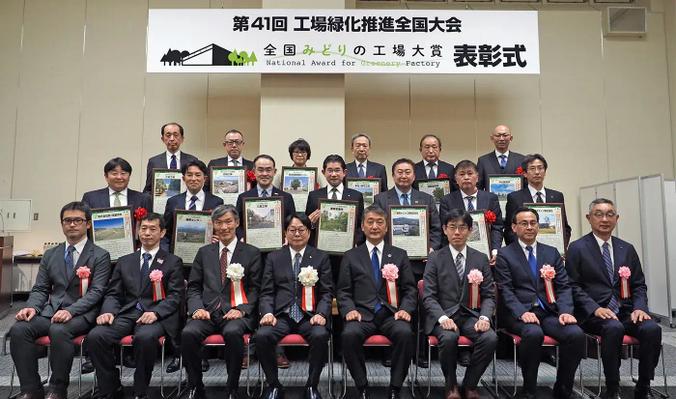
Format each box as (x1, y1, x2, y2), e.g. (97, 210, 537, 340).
(515, 166, 525, 175)
(134, 207, 148, 221)
(76, 266, 91, 297)
(467, 269, 483, 309)
(381, 263, 399, 308)
(540, 264, 556, 303)
(618, 266, 631, 299)
(149, 270, 166, 301)
(367, 175, 375, 179)
(484, 210, 497, 225)
(246, 170, 256, 183)
(437, 173, 449, 179)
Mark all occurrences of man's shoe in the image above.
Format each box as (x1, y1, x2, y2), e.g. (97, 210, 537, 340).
(634, 384, 652, 399)
(543, 352, 557, 367)
(601, 386, 621, 399)
(357, 387, 370, 399)
(123, 353, 136, 368)
(133, 395, 148, 399)
(95, 387, 123, 399)
(553, 383, 572, 399)
(263, 387, 284, 399)
(187, 387, 206, 399)
(444, 385, 461, 399)
(417, 357, 429, 368)
(166, 357, 180, 373)
(381, 357, 392, 367)
(458, 351, 471, 367)
(44, 392, 63, 399)
(81, 359, 95, 374)
(16, 392, 44, 399)
(462, 387, 480, 399)
(241, 355, 249, 369)
(304, 387, 322, 399)
(276, 353, 290, 369)
(201, 358, 210, 372)
(386, 386, 400, 399)
(226, 387, 240, 399)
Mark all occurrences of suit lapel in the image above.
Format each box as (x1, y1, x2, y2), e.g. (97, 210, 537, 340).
(360, 245, 380, 291)
(177, 193, 187, 211)
(141, 249, 167, 292)
(515, 244, 536, 285)
(611, 237, 625, 282)
(506, 154, 519, 172)
(387, 189, 399, 206)
(69, 241, 93, 283)
(585, 235, 612, 285)
(477, 191, 489, 210)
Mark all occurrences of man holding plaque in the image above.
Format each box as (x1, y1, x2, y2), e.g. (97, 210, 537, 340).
(143, 122, 199, 193)
(81, 157, 152, 216)
(494, 207, 584, 399)
(346, 133, 388, 191)
(181, 205, 262, 399)
(337, 205, 417, 399)
(423, 209, 497, 399)
(476, 125, 525, 191)
(256, 213, 333, 399)
(87, 213, 183, 399)
(207, 129, 254, 170)
(566, 199, 661, 399)
(9, 202, 111, 399)
(413, 134, 456, 191)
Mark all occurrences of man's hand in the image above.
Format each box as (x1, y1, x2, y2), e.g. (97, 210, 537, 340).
(210, 236, 220, 244)
(97, 313, 115, 325)
(223, 309, 243, 320)
(631, 309, 651, 324)
(474, 319, 491, 332)
(520, 312, 540, 324)
(489, 255, 497, 266)
(594, 307, 618, 320)
(260, 313, 277, 326)
(192, 309, 211, 320)
(345, 310, 362, 322)
(51, 310, 73, 323)
(310, 314, 326, 326)
(137, 312, 158, 324)
(16, 307, 36, 322)
(559, 313, 577, 325)
(394, 310, 411, 322)
(440, 318, 457, 331)
(308, 209, 321, 225)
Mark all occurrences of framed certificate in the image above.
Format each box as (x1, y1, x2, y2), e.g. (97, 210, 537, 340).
(488, 174, 523, 216)
(388, 205, 429, 260)
(281, 167, 317, 212)
(90, 207, 135, 262)
(152, 169, 186, 214)
(243, 197, 284, 252)
(416, 179, 451, 210)
(526, 203, 566, 254)
(467, 211, 491, 258)
(172, 210, 213, 265)
(346, 178, 381, 208)
(316, 199, 358, 254)
(210, 166, 246, 206)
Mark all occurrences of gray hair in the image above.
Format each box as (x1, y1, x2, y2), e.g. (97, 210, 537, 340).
(362, 205, 387, 223)
(350, 133, 372, 146)
(211, 204, 239, 222)
(588, 198, 615, 213)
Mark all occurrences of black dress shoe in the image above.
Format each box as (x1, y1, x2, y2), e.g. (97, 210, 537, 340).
(263, 387, 284, 399)
(81, 359, 95, 374)
(45, 391, 64, 399)
(458, 351, 471, 367)
(304, 387, 322, 399)
(386, 386, 400, 399)
(134, 395, 147, 399)
(201, 358, 210, 372)
(123, 353, 137, 368)
(95, 386, 124, 399)
(417, 357, 429, 368)
(634, 384, 652, 399)
(357, 387, 370, 399)
(17, 391, 45, 399)
(601, 387, 621, 399)
(166, 356, 181, 373)
(227, 389, 240, 399)
(187, 387, 206, 399)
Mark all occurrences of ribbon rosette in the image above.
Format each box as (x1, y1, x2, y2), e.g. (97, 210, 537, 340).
(226, 263, 248, 306)
(618, 266, 631, 299)
(149, 270, 165, 301)
(467, 269, 484, 309)
(484, 210, 497, 225)
(516, 166, 525, 175)
(134, 207, 148, 221)
(298, 266, 319, 312)
(540, 264, 557, 303)
(381, 263, 399, 308)
(76, 266, 91, 297)
(246, 170, 256, 183)
(437, 173, 449, 179)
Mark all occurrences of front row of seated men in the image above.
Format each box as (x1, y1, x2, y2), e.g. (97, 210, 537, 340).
(9, 199, 661, 399)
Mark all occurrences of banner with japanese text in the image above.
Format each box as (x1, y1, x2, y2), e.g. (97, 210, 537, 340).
(147, 9, 539, 74)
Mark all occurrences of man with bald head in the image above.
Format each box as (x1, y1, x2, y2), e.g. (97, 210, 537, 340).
(477, 125, 525, 191)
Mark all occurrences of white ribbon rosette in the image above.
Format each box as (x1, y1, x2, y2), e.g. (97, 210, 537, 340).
(298, 266, 319, 312)
(226, 263, 248, 306)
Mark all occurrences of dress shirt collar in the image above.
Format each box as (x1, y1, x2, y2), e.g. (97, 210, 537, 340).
(108, 187, 128, 197)
(219, 237, 238, 257)
(527, 185, 546, 201)
(460, 188, 479, 198)
(185, 190, 206, 208)
(449, 245, 468, 262)
(365, 240, 385, 261)
(394, 186, 412, 199)
(257, 184, 274, 197)
(425, 160, 438, 168)
(66, 237, 88, 256)
(140, 245, 160, 264)
(495, 150, 510, 159)
(228, 156, 244, 166)
(518, 239, 537, 258)
(289, 246, 306, 261)
(327, 183, 344, 198)
(356, 159, 368, 170)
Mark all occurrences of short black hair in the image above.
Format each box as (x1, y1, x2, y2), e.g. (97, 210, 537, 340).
(454, 160, 478, 173)
(351, 133, 371, 146)
(60, 201, 91, 221)
(323, 154, 346, 171)
(104, 158, 132, 175)
(522, 154, 548, 171)
(362, 205, 387, 223)
(391, 158, 415, 174)
(253, 154, 276, 168)
(285, 212, 312, 230)
(512, 207, 539, 224)
(442, 208, 473, 228)
(161, 122, 184, 137)
(140, 212, 166, 230)
(181, 160, 208, 176)
(288, 139, 311, 160)
(419, 134, 442, 149)
(224, 129, 243, 138)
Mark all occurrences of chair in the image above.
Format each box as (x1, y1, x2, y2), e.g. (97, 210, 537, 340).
(118, 335, 166, 398)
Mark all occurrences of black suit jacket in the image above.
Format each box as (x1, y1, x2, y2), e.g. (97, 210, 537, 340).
(305, 186, 365, 247)
(186, 241, 262, 330)
(504, 187, 572, 248)
(26, 240, 111, 324)
(476, 151, 525, 191)
(565, 233, 649, 322)
(162, 191, 224, 246)
(101, 249, 183, 339)
(413, 160, 456, 191)
(207, 157, 254, 171)
(494, 241, 573, 321)
(438, 190, 504, 251)
(235, 187, 296, 240)
(259, 245, 333, 319)
(423, 245, 495, 334)
(337, 243, 417, 322)
(82, 187, 152, 214)
(346, 160, 388, 192)
(143, 152, 199, 193)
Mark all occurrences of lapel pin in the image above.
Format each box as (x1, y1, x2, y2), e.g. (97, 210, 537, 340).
(157, 258, 164, 264)
(387, 253, 392, 258)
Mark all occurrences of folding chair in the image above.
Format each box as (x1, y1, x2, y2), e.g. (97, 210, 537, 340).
(118, 335, 166, 398)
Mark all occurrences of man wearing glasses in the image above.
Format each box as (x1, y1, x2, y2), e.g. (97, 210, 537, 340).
(8, 202, 111, 399)
(476, 125, 525, 191)
(208, 129, 254, 171)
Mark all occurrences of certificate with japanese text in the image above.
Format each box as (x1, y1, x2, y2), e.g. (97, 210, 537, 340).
(316, 199, 358, 254)
(243, 197, 284, 252)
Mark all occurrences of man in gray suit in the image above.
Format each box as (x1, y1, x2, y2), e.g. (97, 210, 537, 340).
(423, 209, 497, 399)
(9, 202, 111, 399)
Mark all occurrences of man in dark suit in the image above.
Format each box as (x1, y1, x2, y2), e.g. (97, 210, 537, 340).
(423, 209, 497, 399)
(306, 154, 365, 281)
(566, 199, 661, 399)
(345, 133, 388, 192)
(9, 202, 111, 399)
(207, 129, 254, 170)
(494, 207, 584, 399)
(181, 205, 262, 399)
(143, 122, 199, 193)
(476, 125, 526, 191)
(256, 213, 333, 399)
(439, 160, 504, 264)
(504, 154, 571, 247)
(337, 205, 417, 399)
(87, 213, 183, 399)
(81, 157, 152, 215)
(413, 134, 455, 191)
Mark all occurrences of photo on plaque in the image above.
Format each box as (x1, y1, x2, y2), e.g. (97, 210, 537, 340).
(90, 207, 134, 262)
(172, 210, 213, 265)
(211, 166, 246, 206)
(467, 211, 491, 257)
(416, 179, 451, 210)
(152, 169, 186, 214)
(526, 203, 565, 254)
(488, 174, 523, 216)
(243, 197, 284, 252)
(346, 178, 381, 208)
(282, 167, 317, 212)
(388, 205, 429, 260)
(316, 199, 357, 254)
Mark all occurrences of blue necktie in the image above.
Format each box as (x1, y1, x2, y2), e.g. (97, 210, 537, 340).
(499, 154, 507, 169)
(371, 248, 382, 313)
(140, 252, 151, 282)
(170, 154, 177, 169)
(428, 163, 437, 179)
(465, 196, 475, 212)
(526, 246, 545, 308)
(290, 253, 304, 322)
(65, 245, 76, 275)
(261, 190, 269, 198)
(358, 164, 366, 178)
(189, 195, 198, 210)
(603, 243, 620, 313)
(401, 193, 410, 206)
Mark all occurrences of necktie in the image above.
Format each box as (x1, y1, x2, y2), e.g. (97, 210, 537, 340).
(526, 246, 545, 308)
(232, 159, 239, 167)
(603, 242, 620, 313)
(535, 192, 544, 203)
(65, 245, 76, 275)
(371, 248, 382, 313)
(140, 252, 151, 284)
(428, 162, 437, 179)
(290, 253, 304, 322)
(170, 154, 177, 169)
(331, 187, 338, 200)
(455, 252, 465, 279)
(499, 154, 507, 169)
(261, 190, 269, 198)
(358, 164, 366, 178)
(113, 192, 121, 207)
(220, 247, 229, 285)
(465, 196, 475, 212)
(189, 195, 198, 210)
(401, 193, 410, 206)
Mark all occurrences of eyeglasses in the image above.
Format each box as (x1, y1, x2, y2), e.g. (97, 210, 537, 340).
(515, 221, 539, 228)
(287, 228, 308, 235)
(591, 211, 616, 219)
(224, 140, 243, 146)
(62, 218, 87, 226)
(446, 224, 469, 232)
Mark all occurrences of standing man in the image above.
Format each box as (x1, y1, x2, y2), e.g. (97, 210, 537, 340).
(143, 122, 199, 193)
(82, 157, 152, 215)
(9, 202, 111, 399)
(207, 129, 254, 170)
(87, 213, 183, 399)
(494, 207, 584, 399)
(256, 213, 333, 399)
(477, 125, 525, 191)
(345, 133, 388, 192)
(181, 205, 262, 399)
(413, 134, 455, 191)
(566, 199, 662, 399)
(423, 209, 497, 399)
(337, 206, 417, 399)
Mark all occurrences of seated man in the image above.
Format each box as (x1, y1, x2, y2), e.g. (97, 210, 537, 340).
(566, 198, 661, 399)
(423, 209, 497, 399)
(181, 205, 262, 399)
(494, 207, 584, 399)
(9, 202, 111, 399)
(256, 213, 333, 399)
(337, 205, 417, 399)
(87, 213, 183, 399)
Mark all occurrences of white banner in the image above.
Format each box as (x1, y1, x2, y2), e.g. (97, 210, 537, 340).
(147, 9, 539, 74)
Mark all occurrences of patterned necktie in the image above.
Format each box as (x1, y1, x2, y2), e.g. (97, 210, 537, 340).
(290, 253, 304, 322)
(455, 252, 465, 279)
(499, 154, 507, 169)
(140, 252, 151, 284)
(220, 247, 229, 285)
(189, 195, 198, 210)
(65, 245, 76, 275)
(371, 248, 382, 313)
(170, 154, 177, 169)
(113, 192, 121, 207)
(428, 162, 437, 179)
(466, 196, 475, 212)
(401, 193, 410, 206)
(261, 190, 269, 198)
(535, 192, 544, 203)
(603, 242, 620, 313)
(331, 187, 338, 200)
(358, 164, 366, 178)
(232, 159, 239, 167)
(526, 245, 545, 308)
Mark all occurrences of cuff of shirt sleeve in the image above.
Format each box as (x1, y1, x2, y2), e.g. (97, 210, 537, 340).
(438, 315, 450, 324)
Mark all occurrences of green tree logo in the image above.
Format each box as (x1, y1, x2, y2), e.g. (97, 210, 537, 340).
(228, 50, 258, 66)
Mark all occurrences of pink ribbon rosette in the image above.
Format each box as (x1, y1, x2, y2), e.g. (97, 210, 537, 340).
(298, 266, 319, 312)
(381, 263, 399, 308)
(149, 270, 165, 301)
(226, 263, 248, 306)
(76, 266, 91, 297)
(540, 264, 556, 303)
(618, 266, 631, 299)
(467, 269, 484, 309)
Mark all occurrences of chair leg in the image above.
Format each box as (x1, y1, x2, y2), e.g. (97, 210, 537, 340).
(77, 343, 83, 398)
(328, 337, 334, 399)
(340, 355, 347, 399)
(425, 343, 432, 399)
(177, 355, 183, 398)
(246, 344, 251, 397)
(160, 342, 165, 399)
(8, 365, 16, 399)
(46, 348, 51, 381)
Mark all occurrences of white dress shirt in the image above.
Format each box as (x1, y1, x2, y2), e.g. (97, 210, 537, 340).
(327, 183, 344, 199)
(527, 185, 547, 203)
(108, 188, 129, 207)
(139, 245, 161, 270)
(166, 150, 182, 168)
(184, 190, 206, 210)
